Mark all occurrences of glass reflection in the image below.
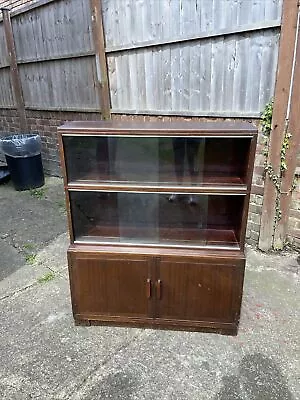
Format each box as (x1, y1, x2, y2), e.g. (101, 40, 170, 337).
(64, 136, 250, 186)
(172, 138, 202, 184)
(70, 191, 243, 248)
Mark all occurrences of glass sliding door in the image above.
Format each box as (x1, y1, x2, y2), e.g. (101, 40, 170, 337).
(70, 191, 244, 249)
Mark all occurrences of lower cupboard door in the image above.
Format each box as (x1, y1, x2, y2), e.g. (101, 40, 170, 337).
(69, 254, 152, 319)
(156, 260, 244, 323)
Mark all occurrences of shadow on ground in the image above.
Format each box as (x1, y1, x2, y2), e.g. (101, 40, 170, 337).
(215, 353, 293, 400)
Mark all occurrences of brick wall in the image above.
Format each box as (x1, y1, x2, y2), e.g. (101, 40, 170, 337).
(0, 108, 102, 175)
(0, 108, 21, 164)
(246, 130, 265, 247)
(287, 154, 300, 248)
(0, 107, 299, 248)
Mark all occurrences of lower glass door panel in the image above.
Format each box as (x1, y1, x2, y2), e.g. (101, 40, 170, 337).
(69, 191, 244, 249)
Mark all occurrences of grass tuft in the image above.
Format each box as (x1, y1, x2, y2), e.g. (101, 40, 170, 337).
(29, 188, 46, 199)
(25, 254, 37, 264)
(23, 243, 35, 250)
(37, 272, 55, 283)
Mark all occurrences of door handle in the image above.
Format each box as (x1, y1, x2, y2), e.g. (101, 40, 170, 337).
(146, 278, 152, 299)
(156, 279, 162, 299)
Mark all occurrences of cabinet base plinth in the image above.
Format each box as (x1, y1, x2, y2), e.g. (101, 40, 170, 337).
(74, 317, 91, 326)
(73, 315, 239, 336)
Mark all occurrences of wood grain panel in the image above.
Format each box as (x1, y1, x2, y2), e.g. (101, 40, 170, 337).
(156, 258, 244, 323)
(19, 57, 98, 109)
(0, 66, 15, 106)
(0, 22, 9, 68)
(69, 252, 153, 319)
(58, 120, 257, 135)
(11, 0, 93, 62)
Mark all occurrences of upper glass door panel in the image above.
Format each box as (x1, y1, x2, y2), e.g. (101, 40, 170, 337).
(63, 136, 250, 187)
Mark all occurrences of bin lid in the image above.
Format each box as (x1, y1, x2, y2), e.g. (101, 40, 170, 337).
(1, 133, 42, 158)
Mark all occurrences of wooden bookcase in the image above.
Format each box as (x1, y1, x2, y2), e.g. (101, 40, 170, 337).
(58, 120, 257, 335)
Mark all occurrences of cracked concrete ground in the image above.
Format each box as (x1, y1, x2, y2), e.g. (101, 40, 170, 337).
(0, 177, 299, 399)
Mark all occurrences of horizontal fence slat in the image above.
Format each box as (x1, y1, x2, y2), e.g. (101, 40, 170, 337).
(27, 105, 99, 112)
(110, 109, 261, 118)
(105, 19, 281, 53)
(0, 0, 57, 21)
(0, 50, 95, 69)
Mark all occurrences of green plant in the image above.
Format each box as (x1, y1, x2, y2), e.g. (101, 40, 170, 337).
(25, 254, 37, 264)
(280, 131, 292, 172)
(29, 187, 46, 199)
(37, 272, 55, 283)
(261, 100, 298, 227)
(23, 243, 35, 250)
(261, 98, 273, 137)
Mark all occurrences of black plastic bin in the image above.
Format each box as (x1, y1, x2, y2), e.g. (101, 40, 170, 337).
(1, 134, 44, 191)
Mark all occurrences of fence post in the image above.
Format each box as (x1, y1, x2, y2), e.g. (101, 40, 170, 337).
(1, 8, 27, 131)
(90, 0, 111, 120)
(273, 6, 300, 249)
(258, 0, 299, 251)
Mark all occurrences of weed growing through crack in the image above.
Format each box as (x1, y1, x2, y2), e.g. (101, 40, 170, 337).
(23, 243, 35, 251)
(38, 272, 55, 283)
(25, 254, 37, 264)
(29, 188, 46, 199)
(56, 199, 66, 213)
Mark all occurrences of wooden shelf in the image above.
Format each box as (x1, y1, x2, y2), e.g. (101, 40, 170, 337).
(74, 226, 239, 250)
(67, 173, 248, 194)
(69, 170, 246, 184)
(67, 183, 248, 194)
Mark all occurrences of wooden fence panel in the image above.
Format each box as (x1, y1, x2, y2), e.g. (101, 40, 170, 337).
(103, 0, 282, 49)
(0, 66, 15, 106)
(108, 28, 280, 117)
(0, 0, 283, 117)
(11, 0, 94, 62)
(104, 0, 282, 117)
(0, 22, 9, 67)
(0, 0, 100, 111)
(19, 56, 99, 110)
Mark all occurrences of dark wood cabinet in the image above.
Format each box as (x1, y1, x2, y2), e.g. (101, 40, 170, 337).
(58, 120, 257, 335)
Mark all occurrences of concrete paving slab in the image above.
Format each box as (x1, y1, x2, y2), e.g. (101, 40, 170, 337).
(0, 238, 24, 280)
(0, 177, 66, 279)
(34, 232, 69, 273)
(0, 274, 143, 400)
(0, 232, 68, 300)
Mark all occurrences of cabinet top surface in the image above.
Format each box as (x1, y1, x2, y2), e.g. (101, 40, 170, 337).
(58, 120, 257, 135)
